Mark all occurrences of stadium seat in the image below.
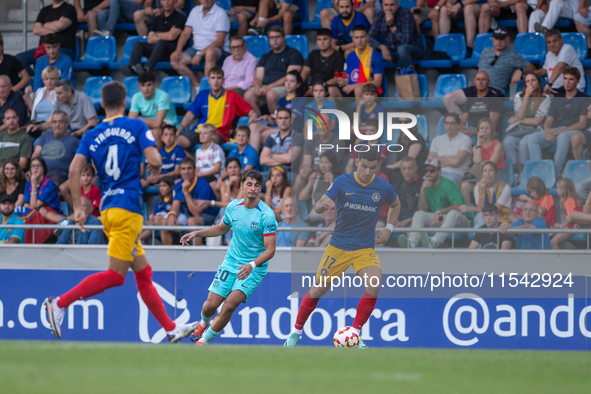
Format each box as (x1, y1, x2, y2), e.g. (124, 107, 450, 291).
(459, 33, 493, 67)
(586, 75, 591, 96)
(562, 33, 588, 60)
(124, 77, 139, 110)
(513, 33, 547, 64)
(244, 35, 270, 59)
(420, 74, 467, 109)
(286, 35, 308, 60)
(298, 201, 309, 221)
(562, 160, 591, 185)
(215, 0, 231, 10)
(74, 36, 117, 70)
(500, 159, 514, 187)
(398, 0, 417, 8)
(161, 76, 191, 108)
(109, 36, 148, 70)
(302, 0, 333, 30)
(419, 34, 466, 68)
(512, 160, 557, 195)
(199, 76, 210, 93)
(388, 114, 429, 144)
(84, 76, 114, 110)
(384, 74, 428, 109)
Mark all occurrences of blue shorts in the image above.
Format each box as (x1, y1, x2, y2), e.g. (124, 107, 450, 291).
(208, 262, 266, 302)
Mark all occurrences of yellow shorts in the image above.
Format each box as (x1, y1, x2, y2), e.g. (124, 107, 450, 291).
(315, 245, 380, 280)
(101, 208, 144, 262)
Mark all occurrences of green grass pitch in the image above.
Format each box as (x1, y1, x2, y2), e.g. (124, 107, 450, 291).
(1, 341, 589, 393)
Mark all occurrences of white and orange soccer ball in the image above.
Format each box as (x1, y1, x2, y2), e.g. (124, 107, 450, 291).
(333, 326, 360, 348)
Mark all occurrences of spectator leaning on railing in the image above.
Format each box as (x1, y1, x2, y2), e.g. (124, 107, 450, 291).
(499, 200, 551, 249)
(468, 203, 514, 249)
(56, 195, 104, 245)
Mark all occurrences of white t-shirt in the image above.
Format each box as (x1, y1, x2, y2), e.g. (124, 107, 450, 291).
(544, 44, 585, 91)
(186, 4, 230, 52)
(196, 142, 226, 178)
(473, 184, 512, 208)
(429, 132, 472, 176)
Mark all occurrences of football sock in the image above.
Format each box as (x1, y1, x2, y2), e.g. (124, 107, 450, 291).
(352, 291, 378, 331)
(294, 328, 303, 335)
(201, 327, 220, 344)
(134, 265, 176, 332)
(200, 311, 212, 327)
(57, 269, 125, 309)
(294, 291, 319, 331)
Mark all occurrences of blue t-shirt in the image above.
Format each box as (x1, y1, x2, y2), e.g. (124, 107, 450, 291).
(331, 11, 371, 44)
(229, 144, 259, 170)
(76, 115, 156, 215)
(344, 49, 385, 85)
(512, 217, 551, 250)
(154, 196, 173, 215)
(34, 53, 75, 91)
(222, 198, 277, 271)
(0, 213, 25, 243)
(34, 130, 80, 176)
(24, 177, 62, 214)
(325, 172, 397, 251)
(160, 144, 186, 176)
(276, 219, 309, 247)
(359, 102, 385, 125)
(173, 176, 220, 218)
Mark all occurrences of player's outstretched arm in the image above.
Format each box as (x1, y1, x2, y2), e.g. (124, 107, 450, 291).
(143, 146, 162, 176)
(180, 221, 231, 246)
(237, 234, 276, 280)
(69, 154, 89, 231)
(314, 195, 336, 214)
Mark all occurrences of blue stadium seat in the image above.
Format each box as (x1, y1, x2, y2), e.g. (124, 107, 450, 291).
(286, 35, 308, 60)
(420, 34, 466, 68)
(398, 0, 417, 8)
(244, 35, 270, 59)
(562, 160, 591, 185)
(199, 76, 210, 93)
(388, 114, 430, 144)
(302, 0, 333, 30)
(384, 74, 428, 108)
(513, 33, 547, 64)
(124, 76, 139, 110)
(586, 75, 591, 96)
(109, 36, 148, 70)
(421, 74, 467, 109)
(459, 33, 493, 67)
(512, 160, 557, 195)
(562, 32, 588, 60)
(84, 76, 114, 110)
(61, 201, 70, 217)
(74, 36, 117, 70)
(215, 0, 230, 10)
(161, 76, 191, 108)
(500, 159, 515, 187)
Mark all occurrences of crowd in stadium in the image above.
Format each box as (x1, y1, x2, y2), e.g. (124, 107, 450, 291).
(3, 0, 591, 249)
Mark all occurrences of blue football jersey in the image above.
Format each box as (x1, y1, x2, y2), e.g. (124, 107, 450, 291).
(325, 172, 397, 251)
(160, 144, 186, 175)
(77, 115, 156, 215)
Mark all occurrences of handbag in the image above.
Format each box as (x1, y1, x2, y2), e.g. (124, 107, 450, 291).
(394, 66, 420, 101)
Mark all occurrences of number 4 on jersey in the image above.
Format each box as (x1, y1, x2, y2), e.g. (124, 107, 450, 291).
(105, 144, 121, 181)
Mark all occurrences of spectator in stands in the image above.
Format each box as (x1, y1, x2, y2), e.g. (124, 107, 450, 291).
(16, 0, 78, 73)
(264, 165, 291, 222)
(298, 151, 340, 224)
(79, 164, 101, 217)
(132, 0, 187, 36)
(276, 196, 310, 247)
(386, 118, 428, 179)
(124, 0, 186, 75)
(306, 203, 336, 247)
(33, 34, 75, 92)
(500, 200, 551, 249)
(340, 25, 384, 97)
(129, 71, 178, 147)
(222, 0, 258, 37)
(531, 0, 579, 33)
(0, 194, 25, 244)
(170, 0, 230, 89)
(195, 123, 226, 185)
(0, 158, 26, 207)
(503, 72, 550, 175)
(244, 26, 304, 115)
(427, 112, 472, 185)
(260, 108, 296, 174)
(411, 0, 442, 38)
(575, 3, 591, 55)
(551, 177, 583, 248)
(73, 0, 105, 35)
(248, 0, 299, 36)
(303, 81, 338, 136)
(228, 126, 259, 171)
(355, 84, 385, 128)
(468, 204, 513, 249)
(439, 0, 481, 54)
(0, 34, 30, 92)
(390, 157, 423, 228)
(399, 157, 471, 248)
(0, 76, 27, 132)
(32, 110, 80, 202)
(459, 118, 506, 203)
(95, 0, 146, 36)
(140, 176, 175, 242)
(56, 195, 104, 245)
(479, 0, 529, 34)
(330, 0, 371, 56)
(177, 67, 256, 149)
(162, 157, 220, 245)
(535, 29, 585, 96)
(142, 125, 185, 189)
(0, 108, 32, 170)
(301, 29, 345, 98)
(444, 71, 503, 140)
(216, 157, 244, 207)
(345, 120, 389, 174)
(321, 0, 376, 28)
(223, 36, 258, 95)
(24, 66, 59, 128)
(574, 161, 591, 201)
(524, 68, 589, 178)
(368, 0, 424, 69)
(517, 176, 558, 227)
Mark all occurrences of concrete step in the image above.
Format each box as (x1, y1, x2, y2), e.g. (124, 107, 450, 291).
(8, 8, 41, 23)
(1, 32, 39, 56)
(0, 22, 36, 32)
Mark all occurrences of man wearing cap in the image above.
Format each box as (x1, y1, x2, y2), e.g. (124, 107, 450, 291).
(398, 156, 471, 249)
(0, 194, 25, 244)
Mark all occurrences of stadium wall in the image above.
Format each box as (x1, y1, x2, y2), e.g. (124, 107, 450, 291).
(1, 246, 590, 350)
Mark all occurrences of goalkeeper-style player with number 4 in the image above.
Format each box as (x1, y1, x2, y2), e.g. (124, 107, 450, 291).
(180, 169, 277, 346)
(285, 149, 400, 348)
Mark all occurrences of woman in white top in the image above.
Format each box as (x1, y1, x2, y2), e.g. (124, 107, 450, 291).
(24, 65, 59, 125)
(503, 72, 550, 174)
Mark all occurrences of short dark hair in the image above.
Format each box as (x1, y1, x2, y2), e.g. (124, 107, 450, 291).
(400, 156, 416, 165)
(482, 204, 499, 215)
(2, 107, 18, 118)
(209, 66, 224, 77)
(361, 84, 378, 95)
(235, 125, 251, 138)
(138, 71, 156, 84)
(317, 28, 333, 39)
(55, 79, 74, 93)
(352, 25, 368, 33)
(276, 107, 291, 117)
(563, 67, 581, 80)
(241, 169, 264, 185)
(312, 79, 328, 94)
(180, 157, 196, 167)
(227, 157, 242, 169)
(101, 81, 127, 110)
(229, 36, 245, 46)
(82, 164, 95, 176)
(545, 28, 561, 38)
(267, 26, 285, 36)
(444, 112, 460, 124)
(162, 124, 176, 135)
(358, 149, 381, 164)
(44, 34, 60, 46)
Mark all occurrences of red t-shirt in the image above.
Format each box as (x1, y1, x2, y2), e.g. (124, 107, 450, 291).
(82, 184, 101, 217)
(563, 196, 583, 228)
(481, 139, 506, 170)
(535, 194, 557, 228)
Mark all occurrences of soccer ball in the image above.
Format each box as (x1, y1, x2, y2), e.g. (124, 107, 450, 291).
(333, 326, 360, 348)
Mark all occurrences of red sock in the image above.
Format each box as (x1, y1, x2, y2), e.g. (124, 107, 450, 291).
(57, 270, 125, 309)
(294, 291, 319, 330)
(352, 292, 378, 331)
(135, 265, 176, 332)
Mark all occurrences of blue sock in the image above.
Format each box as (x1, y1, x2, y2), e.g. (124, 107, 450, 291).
(203, 328, 220, 343)
(200, 312, 212, 326)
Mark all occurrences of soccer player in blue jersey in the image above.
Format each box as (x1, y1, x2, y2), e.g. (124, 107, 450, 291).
(285, 149, 401, 348)
(44, 81, 199, 343)
(179, 169, 277, 346)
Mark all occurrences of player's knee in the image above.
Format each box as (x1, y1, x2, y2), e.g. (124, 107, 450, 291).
(133, 10, 144, 23)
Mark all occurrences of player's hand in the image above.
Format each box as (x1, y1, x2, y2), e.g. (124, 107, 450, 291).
(236, 263, 253, 280)
(375, 228, 391, 244)
(319, 197, 336, 211)
(74, 207, 87, 232)
(180, 231, 197, 246)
